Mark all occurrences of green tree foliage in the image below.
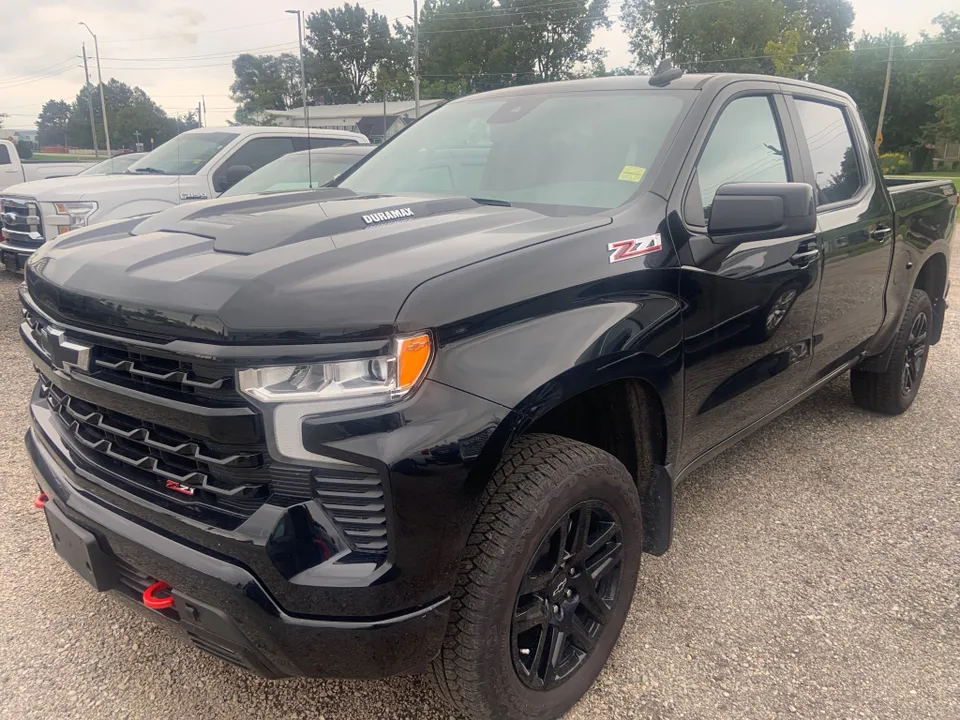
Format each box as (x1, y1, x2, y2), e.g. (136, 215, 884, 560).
(61, 80, 179, 150)
(813, 13, 960, 152)
(305, 4, 393, 103)
(36, 100, 72, 146)
(230, 53, 302, 124)
(621, 0, 854, 73)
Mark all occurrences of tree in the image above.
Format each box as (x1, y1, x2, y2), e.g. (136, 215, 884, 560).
(305, 4, 393, 103)
(621, 0, 854, 74)
(61, 80, 178, 150)
(500, 0, 610, 81)
(36, 100, 72, 146)
(230, 53, 302, 124)
(0, 113, 7, 129)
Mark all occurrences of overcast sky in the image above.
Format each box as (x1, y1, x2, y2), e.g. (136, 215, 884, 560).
(0, 0, 954, 132)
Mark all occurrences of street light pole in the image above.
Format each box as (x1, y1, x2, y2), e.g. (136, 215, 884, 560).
(413, 0, 420, 118)
(81, 42, 100, 158)
(79, 22, 112, 157)
(875, 37, 895, 154)
(286, 10, 309, 131)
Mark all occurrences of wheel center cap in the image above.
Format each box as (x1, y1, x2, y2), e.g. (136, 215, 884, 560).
(549, 573, 568, 600)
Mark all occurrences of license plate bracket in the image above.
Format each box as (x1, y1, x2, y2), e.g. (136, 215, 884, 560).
(44, 501, 118, 592)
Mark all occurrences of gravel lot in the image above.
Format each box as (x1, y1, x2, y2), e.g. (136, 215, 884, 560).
(1, 252, 958, 720)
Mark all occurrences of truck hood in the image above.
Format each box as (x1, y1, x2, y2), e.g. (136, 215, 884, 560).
(25, 189, 611, 344)
(2, 173, 182, 201)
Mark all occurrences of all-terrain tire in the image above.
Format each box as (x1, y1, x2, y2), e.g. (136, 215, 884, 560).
(851, 288, 933, 415)
(431, 434, 643, 720)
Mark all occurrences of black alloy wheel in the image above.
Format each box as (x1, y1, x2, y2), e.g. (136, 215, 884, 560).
(512, 502, 623, 690)
(902, 311, 928, 396)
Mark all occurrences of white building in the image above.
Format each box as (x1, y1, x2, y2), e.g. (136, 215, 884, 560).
(269, 100, 445, 143)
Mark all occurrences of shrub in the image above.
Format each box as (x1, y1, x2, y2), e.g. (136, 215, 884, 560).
(878, 152, 910, 175)
(15, 140, 33, 160)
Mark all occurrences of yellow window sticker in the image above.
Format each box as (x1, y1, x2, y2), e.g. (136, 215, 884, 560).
(618, 166, 646, 183)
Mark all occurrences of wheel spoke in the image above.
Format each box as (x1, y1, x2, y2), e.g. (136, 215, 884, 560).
(519, 570, 553, 596)
(587, 540, 623, 581)
(514, 600, 548, 633)
(568, 508, 591, 560)
(553, 519, 570, 569)
(579, 584, 612, 624)
(527, 625, 549, 687)
(585, 522, 618, 557)
(570, 616, 597, 653)
(545, 626, 567, 679)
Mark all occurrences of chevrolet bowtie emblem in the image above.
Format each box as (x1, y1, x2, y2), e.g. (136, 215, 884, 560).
(38, 326, 93, 375)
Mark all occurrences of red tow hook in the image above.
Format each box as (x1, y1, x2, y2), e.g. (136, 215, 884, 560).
(33, 493, 49, 509)
(143, 581, 176, 610)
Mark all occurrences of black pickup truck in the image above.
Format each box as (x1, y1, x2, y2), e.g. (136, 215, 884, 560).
(20, 72, 956, 720)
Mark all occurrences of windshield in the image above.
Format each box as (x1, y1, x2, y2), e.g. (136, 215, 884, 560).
(337, 90, 690, 211)
(222, 150, 368, 197)
(78, 154, 143, 176)
(126, 131, 238, 176)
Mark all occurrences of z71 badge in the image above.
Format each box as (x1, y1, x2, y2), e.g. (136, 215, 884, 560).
(607, 234, 662, 263)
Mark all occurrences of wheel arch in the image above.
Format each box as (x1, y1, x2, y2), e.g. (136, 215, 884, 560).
(914, 251, 949, 345)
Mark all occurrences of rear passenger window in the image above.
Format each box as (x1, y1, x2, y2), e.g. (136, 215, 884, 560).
(215, 137, 296, 187)
(0, 145, 10, 164)
(794, 100, 863, 206)
(695, 96, 788, 222)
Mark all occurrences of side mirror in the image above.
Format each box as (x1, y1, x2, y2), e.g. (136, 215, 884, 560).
(217, 165, 253, 193)
(708, 182, 816, 243)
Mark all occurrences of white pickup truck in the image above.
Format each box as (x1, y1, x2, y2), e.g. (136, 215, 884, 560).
(1, 126, 367, 271)
(0, 140, 95, 191)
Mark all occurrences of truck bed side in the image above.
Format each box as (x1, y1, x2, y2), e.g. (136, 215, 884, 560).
(862, 179, 956, 370)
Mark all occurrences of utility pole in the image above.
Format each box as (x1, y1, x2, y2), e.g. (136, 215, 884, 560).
(875, 37, 895, 153)
(413, 0, 420, 118)
(80, 22, 111, 156)
(286, 9, 309, 130)
(198, 101, 203, 128)
(81, 43, 100, 158)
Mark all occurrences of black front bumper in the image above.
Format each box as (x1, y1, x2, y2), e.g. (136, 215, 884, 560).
(0, 241, 33, 272)
(27, 425, 451, 679)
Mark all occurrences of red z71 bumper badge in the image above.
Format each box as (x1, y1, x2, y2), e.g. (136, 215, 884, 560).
(607, 234, 662, 263)
(165, 479, 196, 496)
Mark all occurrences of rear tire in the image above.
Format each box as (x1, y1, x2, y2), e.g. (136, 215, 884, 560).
(431, 434, 643, 720)
(851, 289, 932, 415)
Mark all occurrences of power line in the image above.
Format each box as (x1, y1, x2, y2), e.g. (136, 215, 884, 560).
(0, 65, 81, 90)
(0, 57, 78, 84)
(99, 19, 292, 44)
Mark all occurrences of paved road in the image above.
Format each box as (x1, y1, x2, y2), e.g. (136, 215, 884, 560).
(1, 253, 957, 720)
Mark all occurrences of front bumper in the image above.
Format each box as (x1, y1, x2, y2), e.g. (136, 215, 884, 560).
(27, 424, 451, 679)
(0, 241, 34, 271)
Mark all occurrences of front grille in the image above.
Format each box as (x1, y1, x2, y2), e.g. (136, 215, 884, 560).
(42, 378, 275, 526)
(23, 307, 242, 408)
(314, 470, 388, 555)
(1, 197, 44, 247)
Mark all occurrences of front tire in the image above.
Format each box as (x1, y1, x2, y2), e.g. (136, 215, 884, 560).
(431, 434, 643, 720)
(851, 288, 932, 415)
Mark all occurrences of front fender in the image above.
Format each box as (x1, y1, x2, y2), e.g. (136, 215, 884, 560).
(100, 198, 177, 223)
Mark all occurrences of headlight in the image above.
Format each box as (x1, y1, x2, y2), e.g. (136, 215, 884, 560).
(238, 333, 432, 411)
(53, 201, 99, 227)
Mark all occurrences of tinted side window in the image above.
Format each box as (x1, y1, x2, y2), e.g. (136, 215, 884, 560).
(794, 100, 863, 206)
(0, 145, 10, 164)
(695, 96, 788, 221)
(293, 137, 357, 151)
(215, 137, 296, 186)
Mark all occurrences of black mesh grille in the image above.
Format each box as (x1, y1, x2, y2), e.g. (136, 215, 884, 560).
(42, 379, 271, 526)
(313, 470, 388, 556)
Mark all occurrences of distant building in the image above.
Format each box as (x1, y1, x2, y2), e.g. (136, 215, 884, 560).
(4, 129, 39, 148)
(269, 100, 445, 143)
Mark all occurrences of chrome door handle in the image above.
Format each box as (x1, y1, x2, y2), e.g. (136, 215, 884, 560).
(870, 226, 893, 242)
(789, 249, 820, 267)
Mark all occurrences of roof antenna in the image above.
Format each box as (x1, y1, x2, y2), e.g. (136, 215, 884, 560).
(649, 58, 684, 87)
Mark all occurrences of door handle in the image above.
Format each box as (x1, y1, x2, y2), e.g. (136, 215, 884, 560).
(870, 226, 893, 242)
(789, 248, 820, 267)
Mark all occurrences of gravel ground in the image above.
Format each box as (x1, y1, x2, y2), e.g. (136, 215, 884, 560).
(1, 252, 958, 720)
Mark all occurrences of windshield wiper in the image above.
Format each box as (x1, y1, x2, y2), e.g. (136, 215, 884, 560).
(471, 197, 512, 207)
(132, 167, 167, 174)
